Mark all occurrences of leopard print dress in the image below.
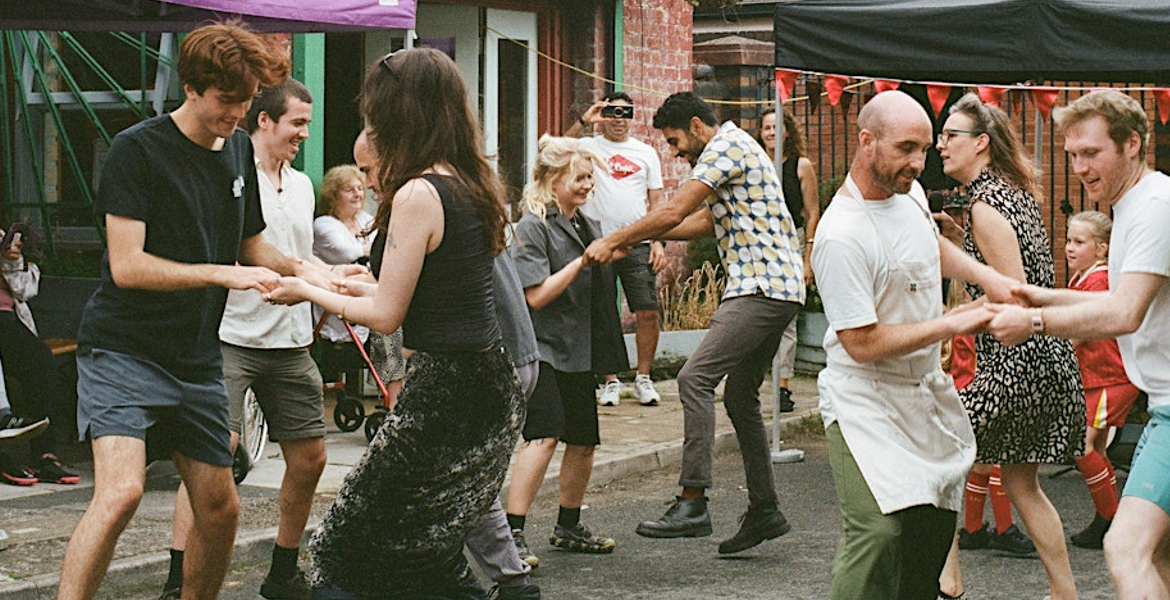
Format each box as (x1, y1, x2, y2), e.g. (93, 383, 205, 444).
(960, 169, 1086, 464)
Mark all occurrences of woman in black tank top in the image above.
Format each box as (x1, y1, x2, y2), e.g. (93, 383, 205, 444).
(759, 108, 820, 412)
(265, 48, 522, 599)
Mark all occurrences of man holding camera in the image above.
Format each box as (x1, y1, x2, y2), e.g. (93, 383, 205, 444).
(567, 92, 666, 408)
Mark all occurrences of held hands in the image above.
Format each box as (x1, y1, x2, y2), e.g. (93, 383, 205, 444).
(985, 304, 1035, 346)
(219, 265, 281, 294)
(983, 284, 1054, 346)
(583, 238, 618, 265)
(981, 270, 1023, 306)
(262, 276, 311, 306)
(950, 303, 996, 336)
(294, 258, 340, 293)
(333, 263, 370, 279)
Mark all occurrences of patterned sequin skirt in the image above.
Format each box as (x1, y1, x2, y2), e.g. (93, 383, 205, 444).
(309, 345, 524, 599)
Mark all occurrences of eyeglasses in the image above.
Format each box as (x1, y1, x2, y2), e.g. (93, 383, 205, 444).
(937, 128, 984, 145)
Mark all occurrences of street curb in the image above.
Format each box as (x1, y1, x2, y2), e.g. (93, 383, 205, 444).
(0, 410, 815, 599)
(0, 527, 282, 599)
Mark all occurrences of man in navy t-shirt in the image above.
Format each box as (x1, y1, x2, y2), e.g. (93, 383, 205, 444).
(59, 22, 334, 600)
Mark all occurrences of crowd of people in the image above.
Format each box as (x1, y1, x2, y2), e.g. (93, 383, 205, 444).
(1, 17, 1166, 600)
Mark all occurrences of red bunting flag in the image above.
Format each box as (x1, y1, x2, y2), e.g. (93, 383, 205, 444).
(977, 86, 1006, 108)
(1155, 89, 1170, 125)
(874, 79, 900, 94)
(926, 84, 952, 118)
(1030, 87, 1060, 120)
(824, 75, 849, 107)
(775, 69, 799, 104)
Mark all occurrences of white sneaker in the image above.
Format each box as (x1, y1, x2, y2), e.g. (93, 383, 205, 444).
(633, 375, 660, 406)
(598, 380, 621, 407)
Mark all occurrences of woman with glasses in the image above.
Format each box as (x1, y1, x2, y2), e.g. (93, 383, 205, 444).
(266, 48, 524, 599)
(937, 92, 1084, 600)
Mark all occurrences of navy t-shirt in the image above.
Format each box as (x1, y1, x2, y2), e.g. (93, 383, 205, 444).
(77, 114, 265, 381)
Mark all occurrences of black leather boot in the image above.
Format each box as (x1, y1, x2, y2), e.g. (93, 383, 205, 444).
(635, 496, 713, 538)
(718, 503, 791, 554)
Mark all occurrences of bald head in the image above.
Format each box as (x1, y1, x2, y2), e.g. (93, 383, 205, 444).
(353, 128, 379, 194)
(857, 90, 930, 139)
(853, 91, 933, 197)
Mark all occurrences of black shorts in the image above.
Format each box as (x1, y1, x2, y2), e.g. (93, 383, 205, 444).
(613, 243, 659, 312)
(521, 362, 600, 446)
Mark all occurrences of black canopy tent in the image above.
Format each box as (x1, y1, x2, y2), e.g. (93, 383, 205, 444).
(773, 0, 1170, 85)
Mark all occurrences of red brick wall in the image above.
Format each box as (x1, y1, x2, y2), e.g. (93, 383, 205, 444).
(564, 1, 694, 192)
(621, 0, 694, 193)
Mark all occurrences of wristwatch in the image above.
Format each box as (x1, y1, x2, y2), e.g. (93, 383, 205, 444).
(1030, 309, 1045, 334)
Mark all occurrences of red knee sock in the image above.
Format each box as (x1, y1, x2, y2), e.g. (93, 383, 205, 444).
(964, 470, 990, 534)
(1075, 450, 1119, 520)
(989, 466, 1015, 534)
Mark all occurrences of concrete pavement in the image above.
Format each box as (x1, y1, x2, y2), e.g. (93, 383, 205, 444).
(0, 373, 822, 598)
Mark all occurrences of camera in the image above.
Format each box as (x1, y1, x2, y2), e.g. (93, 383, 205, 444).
(1, 222, 26, 253)
(601, 104, 633, 119)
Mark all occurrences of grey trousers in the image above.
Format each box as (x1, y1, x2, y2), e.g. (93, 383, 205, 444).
(463, 360, 539, 588)
(677, 294, 800, 506)
(465, 499, 531, 586)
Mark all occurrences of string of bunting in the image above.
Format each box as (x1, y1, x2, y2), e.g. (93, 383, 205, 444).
(776, 68, 1170, 125)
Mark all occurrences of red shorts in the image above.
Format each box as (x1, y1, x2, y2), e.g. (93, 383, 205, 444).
(1086, 382, 1141, 430)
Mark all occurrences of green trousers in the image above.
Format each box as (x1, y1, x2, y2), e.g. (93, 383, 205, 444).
(826, 422, 957, 600)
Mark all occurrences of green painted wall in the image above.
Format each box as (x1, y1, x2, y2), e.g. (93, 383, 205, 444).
(292, 33, 325, 189)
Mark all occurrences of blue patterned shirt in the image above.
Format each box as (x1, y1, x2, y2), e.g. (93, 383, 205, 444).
(689, 121, 805, 303)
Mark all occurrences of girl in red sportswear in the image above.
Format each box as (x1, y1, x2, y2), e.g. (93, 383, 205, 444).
(1064, 210, 1141, 549)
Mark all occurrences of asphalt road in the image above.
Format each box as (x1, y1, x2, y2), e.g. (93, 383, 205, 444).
(119, 432, 1116, 600)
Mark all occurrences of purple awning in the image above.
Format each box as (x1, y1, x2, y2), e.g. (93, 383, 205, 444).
(163, 0, 416, 31)
(0, 0, 415, 32)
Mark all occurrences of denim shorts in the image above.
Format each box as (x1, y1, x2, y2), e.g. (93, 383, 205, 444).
(77, 348, 233, 467)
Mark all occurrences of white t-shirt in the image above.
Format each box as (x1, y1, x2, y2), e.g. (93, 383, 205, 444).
(813, 181, 942, 391)
(219, 161, 316, 349)
(812, 179, 974, 514)
(578, 135, 664, 236)
(1110, 170, 1170, 409)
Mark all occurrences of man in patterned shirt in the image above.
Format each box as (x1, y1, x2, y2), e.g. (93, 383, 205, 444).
(584, 91, 803, 554)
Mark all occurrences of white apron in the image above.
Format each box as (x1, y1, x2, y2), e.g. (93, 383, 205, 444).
(820, 178, 976, 514)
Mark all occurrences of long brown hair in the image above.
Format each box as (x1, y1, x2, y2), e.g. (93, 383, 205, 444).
(361, 48, 508, 253)
(949, 93, 1040, 199)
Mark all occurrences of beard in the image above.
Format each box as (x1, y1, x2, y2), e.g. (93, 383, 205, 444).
(870, 151, 917, 195)
(683, 131, 705, 167)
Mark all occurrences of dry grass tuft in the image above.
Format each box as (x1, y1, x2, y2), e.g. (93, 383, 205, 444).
(660, 261, 724, 331)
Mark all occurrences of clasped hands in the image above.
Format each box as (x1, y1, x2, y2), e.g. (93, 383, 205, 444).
(582, 237, 632, 267)
(950, 272, 1054, 346)
(261, 262, 372, 306)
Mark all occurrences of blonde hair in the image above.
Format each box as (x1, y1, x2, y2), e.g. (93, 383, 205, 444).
(1068, 210, 1112, 247)
(519, 134, 606, 221)
(318, 164, 364, 218)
